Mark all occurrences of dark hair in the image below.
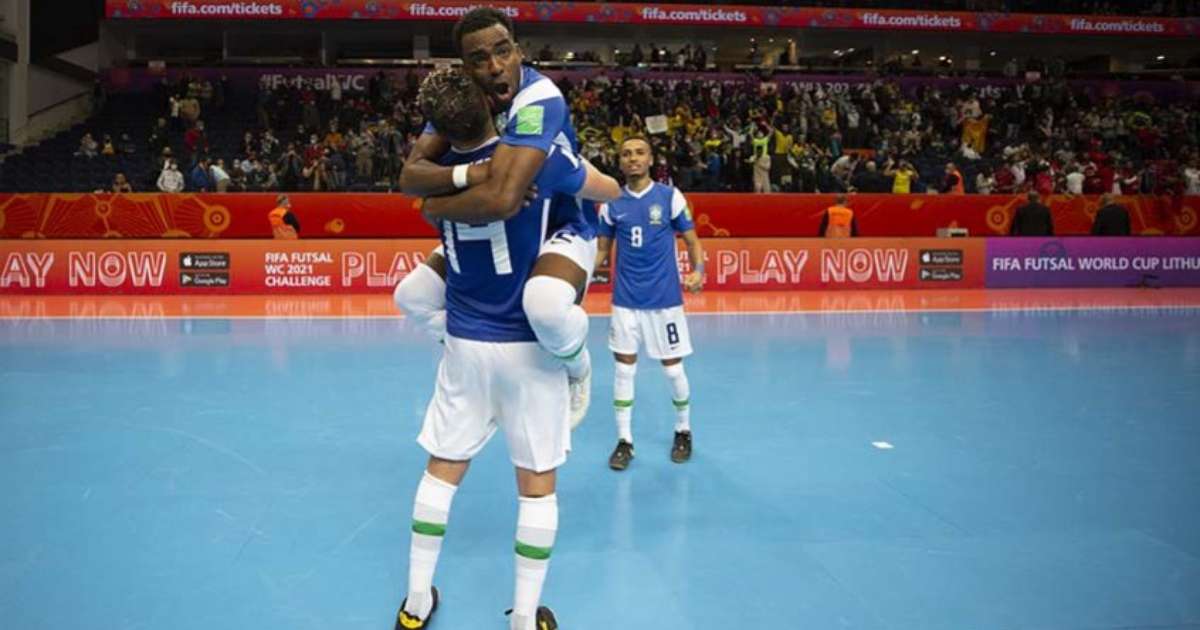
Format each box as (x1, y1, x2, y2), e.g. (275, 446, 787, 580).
(620, 135, 655, 158)
(417, 68, 489, 144)
(452, 8, 515, 56)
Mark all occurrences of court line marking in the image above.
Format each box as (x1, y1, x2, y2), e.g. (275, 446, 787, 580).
(3, 303, 1200, 320)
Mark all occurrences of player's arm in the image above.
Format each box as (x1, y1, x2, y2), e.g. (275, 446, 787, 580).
(595, 202, 616, 271)
(398, 131, 489, 197)
(680, 228, 705, 293)
(578, 159, 621, 202)
(421, 143, 547, 223)
(670, 189, 705, 293)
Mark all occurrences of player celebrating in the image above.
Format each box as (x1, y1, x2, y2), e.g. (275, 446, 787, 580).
(595, 136, 705, 471)
(394, 69, 618, 630)
(398, 8, 598, 427)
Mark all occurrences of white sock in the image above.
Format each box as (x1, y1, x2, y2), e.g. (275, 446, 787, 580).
(405, 471, 457, 619)
(393, 263, 446, 342)
(523, 275, 589, 379)
(614, 362, 636, 443)
(663, 362, 691, 433)
(512, 494, 558, 630)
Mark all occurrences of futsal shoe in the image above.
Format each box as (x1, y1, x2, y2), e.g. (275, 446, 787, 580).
(568, 365, 591, 430)
(671, 431, 692, 463)
(505, 605, 559, 630)
(396, 586, 439, 629)
(608, 440, 634, 471)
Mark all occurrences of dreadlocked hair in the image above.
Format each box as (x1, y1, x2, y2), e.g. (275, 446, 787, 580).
(417, 67, 489, 145)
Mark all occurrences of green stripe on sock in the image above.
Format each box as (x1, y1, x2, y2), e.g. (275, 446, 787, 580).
(412, 520, 446, 537)
(515, 541, 553, 561)
(672, 398, 690, 409)
(552, 342, 586, 361)
(613, 399, 634, 408)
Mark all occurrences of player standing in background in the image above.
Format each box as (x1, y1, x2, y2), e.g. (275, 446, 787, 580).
(393, 68, 618, 630)
(398, 8, 598, 427)
(595, 136, 705, 471)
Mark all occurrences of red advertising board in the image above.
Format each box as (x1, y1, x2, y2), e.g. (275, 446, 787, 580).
(104, 1, 1200, 38)
(2, 193, 1195, 239)
(0, 238, 984, 295)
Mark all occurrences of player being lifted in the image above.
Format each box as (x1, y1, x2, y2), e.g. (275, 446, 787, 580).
(595, 136, 706, 471)
(395, 8, 599, 428)
(394, 69, 619, 630)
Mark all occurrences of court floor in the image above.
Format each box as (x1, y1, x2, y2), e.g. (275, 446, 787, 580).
(2, 289, 1199, 629)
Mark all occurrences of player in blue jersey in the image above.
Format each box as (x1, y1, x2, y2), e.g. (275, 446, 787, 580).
(398, 8, 598, 429)
(393, 69, 619, 630)
(595, 136, 706, 471)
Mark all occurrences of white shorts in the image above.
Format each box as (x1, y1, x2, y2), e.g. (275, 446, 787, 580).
(418, 335, 570, 473)
(539, 228, 597, 282)
(608, 305, 693, 360)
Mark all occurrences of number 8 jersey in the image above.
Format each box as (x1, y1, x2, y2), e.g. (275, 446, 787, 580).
(597, 182, 695, 310)
(436, 138, 588, 342)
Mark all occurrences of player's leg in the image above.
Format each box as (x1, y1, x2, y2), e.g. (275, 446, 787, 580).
(399, 336, 499, 629)
(607, 306, 641, 471)
(496, 342, 569, 630)
(644, 307, 695, 463)
(525, 231, 597, 426)
(509, 466, 559, 630)
(393, 247, 447, 342)
(398, 456, 468, 628)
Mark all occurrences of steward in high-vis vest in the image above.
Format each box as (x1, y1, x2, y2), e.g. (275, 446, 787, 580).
(942, 162, 965, 194)
(819, 193, 859, 238)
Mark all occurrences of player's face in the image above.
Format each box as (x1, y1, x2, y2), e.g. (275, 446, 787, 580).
(461, 25, 523, 112)
(619, 140, 652, 177)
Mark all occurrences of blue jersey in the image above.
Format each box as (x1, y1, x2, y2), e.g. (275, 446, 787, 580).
(437, 138, 587, 342)
(597, 182, 695, 310)
(424, 65, 594, 239)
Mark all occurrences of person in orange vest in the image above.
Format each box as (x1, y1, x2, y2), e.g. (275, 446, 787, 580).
(268, 194, 300, 239)
(941, 162, 965, 194)
(819, 193, 858, 237)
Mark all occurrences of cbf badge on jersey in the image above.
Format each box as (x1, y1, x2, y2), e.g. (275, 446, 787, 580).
(649, 204, 664, 225)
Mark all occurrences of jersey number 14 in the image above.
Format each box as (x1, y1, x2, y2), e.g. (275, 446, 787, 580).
(443, 220, 512, 275)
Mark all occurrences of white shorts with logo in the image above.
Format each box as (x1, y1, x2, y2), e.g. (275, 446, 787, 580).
(418, 335, 571, 473)
(539, 227, 598, 282)
(608, 305, 694, 360)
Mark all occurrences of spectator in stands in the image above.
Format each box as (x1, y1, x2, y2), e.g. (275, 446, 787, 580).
(1184, 159, 1200, 195)
(269, 195, 300, 239)
(1065, 167, 1086, 195)
(941, 162, 965, 194)
(101, 134, 116, 157)
(885, 158, 918, 194)
(210, 159, 232, 193)
(190, 158, 214, 192)
(148, 118, 169, 156)
(75, 133, 98, 158)
(975, 166, 997, 194)
(157, 158, 184, 193)
(1091, 193, 1132, 236)
(1010, 191, 1054, 236)
(111, 172, 133, 193)
(185, 121, 209, 160)
(819, 193, 858, 238)
(851, 161, 888, 193)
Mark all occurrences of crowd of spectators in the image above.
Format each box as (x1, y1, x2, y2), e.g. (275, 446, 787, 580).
(64, 66, 1200, 198)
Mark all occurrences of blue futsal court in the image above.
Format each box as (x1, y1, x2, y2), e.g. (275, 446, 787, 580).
(2, 304, 1199, 629)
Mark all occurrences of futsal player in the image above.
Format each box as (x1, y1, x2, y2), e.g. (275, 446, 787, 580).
(394, 68, 619, 630)
(594, 136, 706, 471)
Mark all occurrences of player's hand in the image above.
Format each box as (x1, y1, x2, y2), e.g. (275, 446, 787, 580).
(523, 184, 539, 207)
(684, 270, 704, 293)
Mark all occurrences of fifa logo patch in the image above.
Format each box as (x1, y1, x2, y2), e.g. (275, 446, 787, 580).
(649, 204, 664, 225)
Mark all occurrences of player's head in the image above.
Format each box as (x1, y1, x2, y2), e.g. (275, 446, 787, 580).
(417, 67, 493, 147)
(454, 8, 522, 111)
(619, 136, 654, 179)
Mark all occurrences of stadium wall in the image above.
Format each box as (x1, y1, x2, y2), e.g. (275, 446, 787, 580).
(0, 194, 1195, 239)
(1, 237, 1198, 295)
